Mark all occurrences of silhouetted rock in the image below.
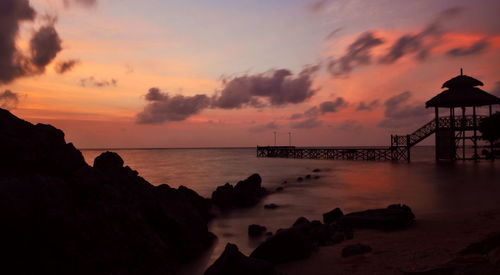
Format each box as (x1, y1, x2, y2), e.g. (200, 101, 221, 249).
(275, 187, 283, 192)
(0, 108, 214, 274)
(342, 244, 372, 257)
(250, 228, 313, 264)
(313, 175, 320, 179)
(340, 204, 415, 230)
(313, 169, 321, 172)
(264, 203, 279, 209)
(205, 243, 281, 275)
(282, 180, 287, 184)
(305, 174, 311, 179)
(323, 208, 344, 224)
(297, 177, 303, 182)
(211, 174, 267, 209)
(249, 224, 267, 237)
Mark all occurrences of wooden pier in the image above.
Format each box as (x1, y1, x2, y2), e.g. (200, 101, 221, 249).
(257, 115, 487, 162)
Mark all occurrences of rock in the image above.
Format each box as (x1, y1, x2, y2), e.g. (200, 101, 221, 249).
(249, 224, 267, 237)
(312, 169, 321, 172)
(265, 232, 273, 237)
(323, 208, 344, 224)
(293, 217, 311, 228)
(250, 228, 313, 264)
(282, 180, 287, 184)
(205, 243, 281, 275)
(459, 231, 500, 255)
(305, 174, 311, 179)
(340, 204, 415, 230)
(331, 232, 345, 244)
(264, 203, 279, 209)
(342, 244, 372, 257)
(313, 175, 320, 180)
(297, 177, 303, 182)
(0, 108, 215, 274)
(211, 174, 267, 209)
(275, 187, 283, 192)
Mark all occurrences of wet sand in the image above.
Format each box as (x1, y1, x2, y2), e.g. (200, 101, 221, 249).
(277, 207, 500, 274)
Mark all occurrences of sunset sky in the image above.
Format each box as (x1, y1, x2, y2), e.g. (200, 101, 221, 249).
(2, 0, 500, 148)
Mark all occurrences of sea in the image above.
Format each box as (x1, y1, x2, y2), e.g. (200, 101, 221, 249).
(81, 146, 500, 274)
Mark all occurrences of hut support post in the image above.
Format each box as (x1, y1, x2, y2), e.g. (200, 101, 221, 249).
(462, 107, 466, 160)
(435, 107, 439, 161)
(489, 105, 494, 161)
(450, 107, 455, 160)
(473, 106, 478, 161)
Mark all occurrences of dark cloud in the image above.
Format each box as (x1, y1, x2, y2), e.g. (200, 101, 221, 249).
(0, 0, 36, 83)
(30, 25, 62, 69)
(136, 88, 211, 124)
(0, 0, 63, 84)
(447, 39, 489, 57)
(328, 32, 384, 76)
(212, 66, 318, 109)
(379, 7, 464, 64)
(319, 98, 346, 113)
(289, 97, 346, 120)
(249, 121, 278, 133)
(0, 90, 19, 110)
(80, 76, 117, 87)
(291, 117, 322, 129)
(55, 59, 79, 74)
(378, 91, 432, 128)
(357, 99, 379, 111)
(63, 0, 97, 8)
(308, 0, 329, 13)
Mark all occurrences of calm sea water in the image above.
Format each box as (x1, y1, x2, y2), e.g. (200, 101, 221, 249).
(81, 147, 500, 274)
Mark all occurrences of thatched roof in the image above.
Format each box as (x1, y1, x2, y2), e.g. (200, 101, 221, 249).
(426, 72, 500, 108)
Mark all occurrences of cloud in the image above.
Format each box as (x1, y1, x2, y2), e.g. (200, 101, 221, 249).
(212, 66, 319, 109)
(0, 0, 63, 84)
(446, 39, 489, 57)
(249, 121, 278, 133)
(308, 0, 329, 13)
(55, 59, 79, 74)
(379, 7, 464, 64)
(325, 27, 342, 40)
(378, 91, 432, 128)
(30, 25, 62, 69)
(319, 98, 346, 113)
(291, 117, 322, 129)
(63, 0, 97, 8)
(289, 97, 346, 120)
(327, 32, 384, 76)
(357, 99, 379, 111)
(80, 76, 117, 87)
(0, 90, 19, 110)
(136, 88, 211, 124)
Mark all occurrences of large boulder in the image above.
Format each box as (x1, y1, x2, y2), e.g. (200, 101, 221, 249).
(250, 227, 313, 264)
(323, 207, 344, 224)
(211, 174, 267, 208)
(0, 108, 215, 274)
(205, 243, 281, 275)
(340, 204, 415, 230)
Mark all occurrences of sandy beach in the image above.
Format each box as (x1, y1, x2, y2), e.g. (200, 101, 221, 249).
(277, 207, 500, 274)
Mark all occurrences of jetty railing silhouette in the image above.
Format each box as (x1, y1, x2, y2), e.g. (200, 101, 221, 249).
(257, 115, 486, 161)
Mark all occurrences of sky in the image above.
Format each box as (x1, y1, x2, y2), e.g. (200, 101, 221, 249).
(1, 0, 500, 148)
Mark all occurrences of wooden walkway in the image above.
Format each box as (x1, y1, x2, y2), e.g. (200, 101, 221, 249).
(257, 116, 484, 161)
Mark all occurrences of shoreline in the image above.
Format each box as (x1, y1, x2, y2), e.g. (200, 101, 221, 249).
(277, 207, 500, 274)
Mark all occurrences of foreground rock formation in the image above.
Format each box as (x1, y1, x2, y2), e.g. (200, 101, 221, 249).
(0, 109, 214, 274)
(211, 173, 267, 208)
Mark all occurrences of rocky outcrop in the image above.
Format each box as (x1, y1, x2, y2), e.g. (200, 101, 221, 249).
(323, 207, 344, 224)
(204, 243, 281, 275)
(249, 224, 267, 237)
(0, 108, 214, 274)
(211, 174, 267, 208)
(340, 204, 415, 230)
